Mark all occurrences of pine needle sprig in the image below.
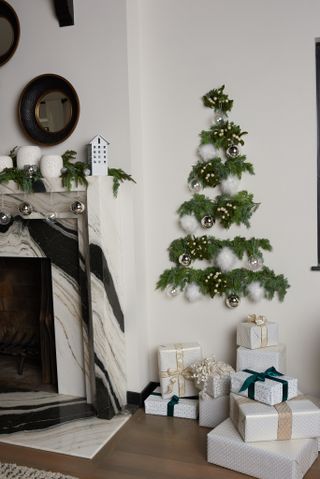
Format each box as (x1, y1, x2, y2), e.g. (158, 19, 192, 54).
(202, 85, 233, 113)
(108, 168, 136, 197)
(201, 121, 247, 150)
(61, 150, 88, 191)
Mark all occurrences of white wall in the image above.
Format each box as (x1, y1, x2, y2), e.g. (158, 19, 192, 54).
(2, 0, 320, 397)
(133, 0, 320, 396)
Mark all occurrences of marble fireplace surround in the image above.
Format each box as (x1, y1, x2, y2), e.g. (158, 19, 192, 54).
(0, 177, 127, 421)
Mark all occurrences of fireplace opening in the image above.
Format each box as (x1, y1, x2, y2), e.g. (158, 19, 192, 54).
(0, 257, 57, 393)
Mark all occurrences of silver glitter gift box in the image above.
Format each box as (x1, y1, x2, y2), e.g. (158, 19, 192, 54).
(199, 394, 229, 428)
(230, 393, 320, 442)
(158, 342, 201, 399)
(231, 370, 298, 406)
(144, 387, 198, 419)
(237, 316, 279, 350)
(236, 344, 286, 373)
(207, 418, 318, 479)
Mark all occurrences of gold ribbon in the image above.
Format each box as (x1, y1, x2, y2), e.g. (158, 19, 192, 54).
(246, 314, 268, 347)
(160, 343, 193, 396)
(231, 394, 298, 440)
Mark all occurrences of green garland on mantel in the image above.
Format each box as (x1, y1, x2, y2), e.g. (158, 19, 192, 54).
(0, 148, 136, 197)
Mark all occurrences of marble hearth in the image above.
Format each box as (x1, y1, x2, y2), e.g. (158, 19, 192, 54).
(0, 177, 128, 428)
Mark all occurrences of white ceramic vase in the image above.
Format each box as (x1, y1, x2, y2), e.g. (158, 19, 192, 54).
(0, 156, 13, 172)
(17, 146, 42, 169)
(40, 155, 63, 178)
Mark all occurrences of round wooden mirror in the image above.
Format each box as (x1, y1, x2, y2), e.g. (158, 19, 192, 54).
(0, 0, 20, 66)
(18, 74, 80, 146)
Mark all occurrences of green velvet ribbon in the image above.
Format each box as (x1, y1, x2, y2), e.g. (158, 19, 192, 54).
(167, 395, 179, 416)
(240, 366, 288, 402)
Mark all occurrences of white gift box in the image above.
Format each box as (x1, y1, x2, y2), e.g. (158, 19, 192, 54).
(199, 394, 229, 428)
(237, 319, 278, 349)
(144, 387, 198, 419)
(230, 393, 320, 442)
(207, 418, 318, 479)
(236, 344, 286, 373)
(231, 370, 298, 406)
(192, 357, 234, 398)
(158, 342, 201, 399)
(206, 375, 231, 398)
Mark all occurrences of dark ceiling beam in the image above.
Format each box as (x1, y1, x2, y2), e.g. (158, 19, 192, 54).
(53, 0, 74, 27)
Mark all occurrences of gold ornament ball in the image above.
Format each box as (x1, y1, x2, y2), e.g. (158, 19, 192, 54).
(225, 294, 240, 308)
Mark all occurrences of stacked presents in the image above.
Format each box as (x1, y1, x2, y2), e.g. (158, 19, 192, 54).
(144, 316, 320, 479)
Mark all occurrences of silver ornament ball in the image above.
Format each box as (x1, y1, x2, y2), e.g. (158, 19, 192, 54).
(225, 294, 240, 308)
(226, 145, 239, 159)
(84, 168, 91, 177)
(24, 164, 38, 178)
(165, 285, 179, 298)
(46, 212, 57, 223)
(214, 111, 227, 125)
(201, 215, 215, 229)
(71, 201, 85, 215)
(248, 255, 263, 271)
(60, 167, 67, 174)
(18, 202, 33, 216)
(179, 253, 191, 267)
(188, 178, 202, 194)
(0, 211, 11, 225)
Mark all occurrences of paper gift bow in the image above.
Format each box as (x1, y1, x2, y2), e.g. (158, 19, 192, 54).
(190, 356, 234, 398)
(246, 314, 268, 347)
(160, 344, 193, 396)
(239, 366, 288, 402)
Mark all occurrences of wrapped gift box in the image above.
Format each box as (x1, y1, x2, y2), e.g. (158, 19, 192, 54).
(237, 316, 278, 350)
(191, 357, 234, 398)
(236, 344, 286, 373)
(144, 387, 198, 419)
(158, 342, 201, 399)
(199, 394, 229, 428)
(230, 393, 320, 442)
(231, 369, 298, 406)
(207, 418, 318, 479)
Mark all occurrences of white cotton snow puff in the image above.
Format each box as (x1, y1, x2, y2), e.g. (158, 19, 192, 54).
(179, 214, 198, 234)
(247, 281, 265, 302)
(220, 175, 240, 196)
(215, 247, 237, 272)
(185, 283, 202, 302)
(198, 143, 217, 161)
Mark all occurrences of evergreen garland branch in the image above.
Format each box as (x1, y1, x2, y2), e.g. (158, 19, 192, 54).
(61, 150, 88, 191)
(156, 266, 290, 301)
(202, 85, 233, 113)
(108, 168, 136, 197)
(178, 192, 259, 228)
(0, 167, 41, 193)
(200, 121, 247, 149)
(168, 235, 272, 264)
(188, 156, 254, 188)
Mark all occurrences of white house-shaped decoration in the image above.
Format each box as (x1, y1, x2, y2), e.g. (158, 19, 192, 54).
(88, 135, 110, 176)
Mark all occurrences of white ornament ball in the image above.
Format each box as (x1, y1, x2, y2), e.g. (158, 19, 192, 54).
(185, 283, 202, 302)
(247, 281, 265, 302)
(216, 247, 237, 272)
(179, 214, 198, 233)
(198, 143, 217, 161)
(220, 175, 240, 196)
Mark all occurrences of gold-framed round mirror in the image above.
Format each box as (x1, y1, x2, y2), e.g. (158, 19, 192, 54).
(0, 1, 20, 66)
(18, 74, 80, 146)
(35, 91, 73, 133)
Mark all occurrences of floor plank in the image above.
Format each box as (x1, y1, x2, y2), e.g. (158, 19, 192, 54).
(0, 409, 318, 479)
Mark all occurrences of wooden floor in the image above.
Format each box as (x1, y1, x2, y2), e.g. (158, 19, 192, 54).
(0, 408, 319, 479)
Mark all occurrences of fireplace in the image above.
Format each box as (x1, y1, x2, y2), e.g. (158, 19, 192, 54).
(0, 257, 57, 393)
(0, 177, 128, 428)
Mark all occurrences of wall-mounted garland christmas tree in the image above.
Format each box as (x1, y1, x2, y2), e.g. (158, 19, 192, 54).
(157, 86, 289, 307)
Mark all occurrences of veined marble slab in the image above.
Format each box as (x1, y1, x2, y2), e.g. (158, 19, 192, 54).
(0, 414, 130, 458)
